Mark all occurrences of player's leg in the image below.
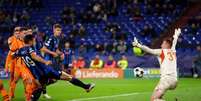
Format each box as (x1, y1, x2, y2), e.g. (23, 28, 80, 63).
(42, 85, 52, 99)
(45, 65, 95, 92)
(0, 80, 9, 101)
(151, 88, 165, 101)
(31, 87, 43, 101)
(9, 66, 20, 99)
(8, 61, 15, 99)
(35, 63, 53, 99)
(151, 78, 170, 101)
(21, 66, 41, 101)
(8, 71, 14, 99)
(60, 71, 95, 92)
(39, 66, 55, 99)
(42, 78, 57, 99)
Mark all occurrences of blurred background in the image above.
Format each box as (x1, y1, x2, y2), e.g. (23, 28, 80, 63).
(0, 0, 201, 78)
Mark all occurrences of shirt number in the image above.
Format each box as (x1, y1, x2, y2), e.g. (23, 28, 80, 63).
(22, 56, 36, 67)
(167, 52, 175, 61)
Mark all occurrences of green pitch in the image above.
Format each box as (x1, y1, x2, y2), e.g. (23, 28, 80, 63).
(1, 78, 201, 101)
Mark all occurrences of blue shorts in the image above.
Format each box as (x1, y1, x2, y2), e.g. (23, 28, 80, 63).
(36, 63, 62, 80)
(28, 65, 45, 81)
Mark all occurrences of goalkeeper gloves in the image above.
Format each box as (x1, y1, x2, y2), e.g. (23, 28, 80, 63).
(173, 28, 181, 39)
(132, 37, 141, 47)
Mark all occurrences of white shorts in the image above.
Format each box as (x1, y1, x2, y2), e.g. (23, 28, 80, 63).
(155, 76, 178, 92)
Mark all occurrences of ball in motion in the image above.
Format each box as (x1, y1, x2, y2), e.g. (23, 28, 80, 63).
(134, 67, 144, 78)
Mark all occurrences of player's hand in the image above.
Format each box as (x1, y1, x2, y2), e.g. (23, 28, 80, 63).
(173, 28, 181, 39)
(132, 37, 140, 47)
(60, 53, 65, 61)
(45, 60, 52, 66)
(52, 52, 59, 57)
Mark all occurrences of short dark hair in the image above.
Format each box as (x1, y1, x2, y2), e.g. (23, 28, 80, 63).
(19, 27, 27, 32)
(163, 38, 173, 47)
(53, 23, 62, 29)
(26, 26, 32, 30)
(24, 34, 34, 44)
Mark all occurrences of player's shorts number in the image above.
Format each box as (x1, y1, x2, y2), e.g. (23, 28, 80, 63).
(22, 56, 36, 67)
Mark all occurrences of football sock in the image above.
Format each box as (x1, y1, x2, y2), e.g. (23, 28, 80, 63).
(69, 78, 88, 89)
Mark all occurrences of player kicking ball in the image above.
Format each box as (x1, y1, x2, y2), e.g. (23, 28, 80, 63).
(14, 34, 95, 100)
(132, 28, 181, 101)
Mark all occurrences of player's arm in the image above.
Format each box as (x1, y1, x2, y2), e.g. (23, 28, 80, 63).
(8, 37, 12, 50)
(8, 37, 18, 52)
(12, 50, 23, 57)
(30, 52, 52, 65)
(171, 28, 181, 50)
(132, 38, 161, 56)
(40, 46, 58, 57)
(41, 37, 58, 57)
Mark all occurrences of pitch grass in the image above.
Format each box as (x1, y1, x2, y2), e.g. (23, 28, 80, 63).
(1, 78, 201, 101)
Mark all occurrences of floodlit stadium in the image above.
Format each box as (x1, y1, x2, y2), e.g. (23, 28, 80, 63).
(0, 0, 201, 101)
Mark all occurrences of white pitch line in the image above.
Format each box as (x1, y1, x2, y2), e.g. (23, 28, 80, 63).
(69, 92, 149, 101)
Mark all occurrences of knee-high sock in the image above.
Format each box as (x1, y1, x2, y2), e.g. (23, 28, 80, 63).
(9, 80, 17, 97)
(31, 88, 43, 101)
(69, 78, 88, 89)
(42, 86, 47, 94)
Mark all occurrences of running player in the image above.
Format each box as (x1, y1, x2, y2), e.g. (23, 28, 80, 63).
(132, 28, 181, 101)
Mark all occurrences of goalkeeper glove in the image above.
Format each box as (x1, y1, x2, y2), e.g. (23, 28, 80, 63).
(173, 28, 181, 39)
(132, 37, 141, 47)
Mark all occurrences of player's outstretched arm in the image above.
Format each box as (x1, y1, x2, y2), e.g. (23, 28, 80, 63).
(171, 28, 181, 50)
(132, 37, 161, 56)
(30, 52, 52, 65)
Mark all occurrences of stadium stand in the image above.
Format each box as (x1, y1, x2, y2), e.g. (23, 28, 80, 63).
(0, 0, 200, 76)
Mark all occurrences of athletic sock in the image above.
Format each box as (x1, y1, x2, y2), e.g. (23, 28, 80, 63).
(31, 88, 42, 101)
(1, 88, 9, 101)
(69, 78, 89, 89)
(42, 86, 47, 94)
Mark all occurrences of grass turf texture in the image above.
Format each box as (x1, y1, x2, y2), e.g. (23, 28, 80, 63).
(1, 78, 201, 101)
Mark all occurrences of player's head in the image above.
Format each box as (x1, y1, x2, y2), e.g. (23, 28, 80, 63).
(122, 55, 127, 60)
(19, 27, 27, 39)
(161, 38, 172, 49)
(53, 24, 62, 37)
(78, 56, 83, 60)
(95, 55, 100, 59)
(196, 46, 201, 51)
(65, 42, 70, 49)
(13, 26, 21, 36)
(26, 27, 33, 35)
(24, 34, 35, 46)
(108, 55, 114, 61)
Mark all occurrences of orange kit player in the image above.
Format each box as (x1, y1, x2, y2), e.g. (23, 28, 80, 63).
(5, 27, 38, 101)
(0, 80, 9, 101)
(5, 27, 21, 99)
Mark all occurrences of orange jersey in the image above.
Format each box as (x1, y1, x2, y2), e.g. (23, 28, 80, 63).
(5, 35, 24, 72)
(5, 36, 17, 72)
(9, 35, 24, 52)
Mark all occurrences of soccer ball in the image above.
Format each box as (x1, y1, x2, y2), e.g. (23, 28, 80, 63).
(134, 67, 144, 78)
